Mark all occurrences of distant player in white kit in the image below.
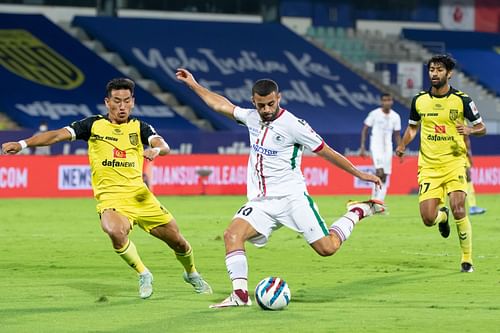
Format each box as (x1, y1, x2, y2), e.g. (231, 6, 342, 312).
(176, 68, 385, 308)
(360, 93, 402, 203)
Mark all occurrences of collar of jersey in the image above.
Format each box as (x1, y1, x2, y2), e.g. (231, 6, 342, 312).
(428, 86, 456, 98)
(103, 114, 134, 123)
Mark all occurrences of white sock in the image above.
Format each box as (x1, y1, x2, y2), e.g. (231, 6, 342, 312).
(371, 184, 379, 200)
(225, 250, 248, 291)
(329, 211, 359, 243)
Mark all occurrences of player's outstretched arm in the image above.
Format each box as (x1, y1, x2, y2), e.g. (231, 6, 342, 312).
(176, 68, 236, 119)
(1, 128, 72, 155)
(395, 124, 418, 158)
(144, 136, 170, 161)
(316, 143, 382, 187)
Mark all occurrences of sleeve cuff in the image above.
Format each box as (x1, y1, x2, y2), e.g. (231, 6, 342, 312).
(408, 119, 419, 125)
(64, 126, 76, 141)
(470, 117, 482, 125)
(313, 141, 325, 153)
(148, 134, 162, 146)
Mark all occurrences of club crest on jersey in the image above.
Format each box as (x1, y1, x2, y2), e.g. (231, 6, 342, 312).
(449, 109, 458, 121)
(129, 133, 139, 145)
(272, 134, 284, 144)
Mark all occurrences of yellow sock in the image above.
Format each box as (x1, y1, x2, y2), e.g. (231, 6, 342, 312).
(467, 182, 477, 207)
(455, 216, 472, 264)
(433, 209, 447, 225)
(115, 240, 147, 274)
(175, 246, 197, 274)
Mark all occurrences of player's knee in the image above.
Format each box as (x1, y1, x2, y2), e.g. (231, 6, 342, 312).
(451, 205, 466, 220)
(223, 229, 244, 246)
(421, 216, 435, 227)
(101, 223, 127, 239)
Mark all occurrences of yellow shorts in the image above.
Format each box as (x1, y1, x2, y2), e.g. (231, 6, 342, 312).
(417, 165, 467, 204)
(96, 188, 173, 233)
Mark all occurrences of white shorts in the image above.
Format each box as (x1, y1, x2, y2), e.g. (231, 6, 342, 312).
(233, 193, 330, 247)
(370, 147, 393, 174)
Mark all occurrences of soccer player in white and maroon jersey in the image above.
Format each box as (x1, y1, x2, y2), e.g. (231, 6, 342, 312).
(177, 68, 385, 308)
(360, 93, 402, 203)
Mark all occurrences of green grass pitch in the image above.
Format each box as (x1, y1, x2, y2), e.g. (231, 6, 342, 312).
(1, 195, 499, 332)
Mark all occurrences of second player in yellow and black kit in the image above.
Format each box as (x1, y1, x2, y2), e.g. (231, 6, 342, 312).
(396, 54, 486, 273)
(409, 87, 483, 203)
(67, 115, 171, 230)
(1, 77, 212, 298)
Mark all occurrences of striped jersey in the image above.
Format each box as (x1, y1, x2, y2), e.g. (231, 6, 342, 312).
(234, 106, 324, 200)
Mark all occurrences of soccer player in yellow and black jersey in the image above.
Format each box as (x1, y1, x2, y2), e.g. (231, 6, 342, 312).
(396, 55, 486, 273)
(1, 78, 212, 297)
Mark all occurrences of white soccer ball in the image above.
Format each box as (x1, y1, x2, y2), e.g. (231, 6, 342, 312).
(254, 276, 291, 310)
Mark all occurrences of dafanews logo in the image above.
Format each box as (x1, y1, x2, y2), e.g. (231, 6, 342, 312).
(0, 30, 84, 89)
(102, 159, 135, 168)
(426, 134, 455, 141)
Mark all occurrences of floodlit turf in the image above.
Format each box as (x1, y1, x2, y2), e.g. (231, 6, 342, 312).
(0, 195, 499, 333)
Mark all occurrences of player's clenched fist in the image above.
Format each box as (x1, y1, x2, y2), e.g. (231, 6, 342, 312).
(2, 142, 23, 155)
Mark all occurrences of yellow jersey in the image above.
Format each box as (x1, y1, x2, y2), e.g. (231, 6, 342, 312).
(409, 87, 482, 169)
(66, 115, 160, 200)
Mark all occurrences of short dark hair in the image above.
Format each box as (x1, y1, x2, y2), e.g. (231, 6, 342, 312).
(252, 79, 279, 96)
(427, 54, 456, 72)
(106, 78, 135, 97)
(381, 93, 392, 99)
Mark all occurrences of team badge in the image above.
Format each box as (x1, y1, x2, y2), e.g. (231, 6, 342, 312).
(129, 133, 139, 145)
(0, 29, 84, 89)
(272, 134, 284, 144)
(449, 109, 459, 121)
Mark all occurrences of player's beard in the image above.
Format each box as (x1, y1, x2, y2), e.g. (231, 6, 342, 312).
(261, 105, 280, 122)
(431, 77, 447, 89)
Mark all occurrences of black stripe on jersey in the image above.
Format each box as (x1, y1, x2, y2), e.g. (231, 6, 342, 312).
(70, 115, 104, 141)
(409, 92, 426, 123)
(139, 120, 158, 145)
(450, 89, 481, 123)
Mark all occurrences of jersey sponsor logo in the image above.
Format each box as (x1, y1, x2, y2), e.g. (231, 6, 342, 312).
(426, 134, 455, 141)
(434, 125, 446, 134)
(449, 109, 459, 121)
(252, 143, 278, 156)
(112, 128, 123, 135)
(129, 133, 139, 145)
(423, 112, 438, 117)
(93, 134, 118, 142)
(0, 30, 84, 89)
(469, 101, 479, 115)
(101, 159, 136, 168)
(113, 148, 127, 158)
